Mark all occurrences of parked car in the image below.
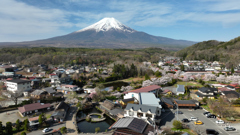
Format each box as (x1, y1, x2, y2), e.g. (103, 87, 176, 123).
(194, 121, 203, 125)
(189, 117, 198, 121)
(175, 111, 183, 114)
(181, 118, 190, 123)
(42, 128, 52, 133)
(207, 114, 216, 118)
(224, 127, 236, 131)
(203, 112, 210, 116)
(206, 129, 219, 135)
(215, 120, 224, 124)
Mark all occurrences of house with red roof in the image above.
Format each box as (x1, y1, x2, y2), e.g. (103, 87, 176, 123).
(18, 103, 52, 117)
(123, 85, 161, 102)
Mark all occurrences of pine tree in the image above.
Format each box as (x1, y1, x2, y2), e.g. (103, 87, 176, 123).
(16, 119, 20, 131)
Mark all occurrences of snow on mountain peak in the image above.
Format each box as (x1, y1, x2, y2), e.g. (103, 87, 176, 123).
(76, 17, 135, 33)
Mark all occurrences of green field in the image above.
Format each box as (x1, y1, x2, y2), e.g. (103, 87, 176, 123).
(174, 81, 203, 87)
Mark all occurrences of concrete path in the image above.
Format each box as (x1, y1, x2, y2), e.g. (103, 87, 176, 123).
(66, 106, 78, 135)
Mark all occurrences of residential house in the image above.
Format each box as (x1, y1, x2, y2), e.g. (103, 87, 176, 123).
(225, 85, 236, 90)
(210, 84, 226, 88)
(124, 103, 161, 121)
(221, 91, 240, 102)
(161, 89, 173, 95)
(110, 117, 154, 135)
(31, 78, 41, 89)
(30, 90, 48, 99)
(18, 103, 52, 117)
(56, 84, 81, 94)
(119, 98, 135, 107)
(161, 97, 175, 109)
(176, 85, 185, 95)
(84, 88, 95, 93)
(42, 87, 56, 96)
(50, 75, 71, 87)
(100, 99, 123, 120)
(0, 65, 14, 73)
(124, 85, 162, 99)
(194, 87, 218, 100)
(51, 101, 69, 122)
(28, 116, 39, 127)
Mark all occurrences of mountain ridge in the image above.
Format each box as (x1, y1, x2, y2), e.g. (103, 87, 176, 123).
(0, 17, 196, 51)
(175, 36, 240, 66)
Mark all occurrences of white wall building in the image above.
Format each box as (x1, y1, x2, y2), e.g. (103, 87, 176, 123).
(6, 79, 31, 93)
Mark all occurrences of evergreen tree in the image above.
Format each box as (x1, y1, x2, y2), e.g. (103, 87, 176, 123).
(145, 74, 150, 80)
(39, 113, 43, 126)
(0, 121, 3, 135)
(6, 122, 13, 135)
(24, 119, 28, 131)
(16, 119, 20, 131)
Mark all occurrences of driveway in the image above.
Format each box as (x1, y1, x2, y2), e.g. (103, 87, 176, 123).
(160, 109, 240, 135)
(27, 122, 65, 135)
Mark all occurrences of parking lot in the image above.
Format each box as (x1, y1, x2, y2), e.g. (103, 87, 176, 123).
(160, 108, 240, 135)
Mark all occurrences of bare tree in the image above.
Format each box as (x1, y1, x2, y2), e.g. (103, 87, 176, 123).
(8, 91, 23, 106)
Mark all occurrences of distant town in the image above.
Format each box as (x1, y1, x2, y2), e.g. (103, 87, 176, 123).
(0, 51, 240, 135)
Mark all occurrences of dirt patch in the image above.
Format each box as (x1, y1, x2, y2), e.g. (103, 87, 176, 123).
(16, 71, 34, 76)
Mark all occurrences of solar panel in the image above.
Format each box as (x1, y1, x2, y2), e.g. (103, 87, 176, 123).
(128, 118, 147, 133)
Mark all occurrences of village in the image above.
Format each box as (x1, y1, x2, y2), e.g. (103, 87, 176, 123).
(0, 56, 240, 135)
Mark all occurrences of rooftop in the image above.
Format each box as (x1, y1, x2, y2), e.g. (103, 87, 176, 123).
(125, 103, 158, 113)
(18, 103, 52, 113)
(139, 93, 161, 108)
(125, 85, 161, 94)
(6, 79, 30, 83)
(111, 117, 147, 133)
(176, 85, 185, 92)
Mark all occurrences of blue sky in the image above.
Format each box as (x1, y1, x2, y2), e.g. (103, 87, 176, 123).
(1, 0, 240, 42)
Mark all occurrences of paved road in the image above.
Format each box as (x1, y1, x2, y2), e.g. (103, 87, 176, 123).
(27, 123, 65, 135)
(160, 109, 240, 135)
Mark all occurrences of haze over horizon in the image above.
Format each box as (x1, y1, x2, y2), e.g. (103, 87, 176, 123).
(1, 0, 240, 42)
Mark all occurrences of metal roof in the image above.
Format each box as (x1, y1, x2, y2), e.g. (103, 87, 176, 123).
(176, 85, 185, 92)
(139, 93, 161, 108)
(125, 103, 158, 113)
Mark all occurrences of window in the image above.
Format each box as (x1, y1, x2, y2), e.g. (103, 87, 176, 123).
(132, 94, 134, 97)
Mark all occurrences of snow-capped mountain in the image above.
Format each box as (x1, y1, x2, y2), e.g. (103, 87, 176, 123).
(0, 17, 196, 50)
(75, 17, 135, 33)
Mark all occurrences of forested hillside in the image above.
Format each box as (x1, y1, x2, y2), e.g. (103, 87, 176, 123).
(0, 47, 171, 66)
(175, 36, 240, 67)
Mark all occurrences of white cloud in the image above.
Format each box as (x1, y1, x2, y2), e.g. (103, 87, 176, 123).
(0, 0, 73, 41)
(1, 0, 240, 42)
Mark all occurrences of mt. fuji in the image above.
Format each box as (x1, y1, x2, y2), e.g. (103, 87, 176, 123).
(76, 17, 135, 33)
(0, 18, 196, 50)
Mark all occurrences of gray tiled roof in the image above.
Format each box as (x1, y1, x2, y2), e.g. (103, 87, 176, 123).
(31, 90, 46, 95)
(42, 87, 56, 94)
(198, 87, 217, 93)
(125, 103, 157, 113)
(162, 97, 174, 106)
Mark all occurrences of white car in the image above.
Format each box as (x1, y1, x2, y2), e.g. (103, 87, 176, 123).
(189, 117, 198, 121)
(42, 128, 52, 133)
(216, 120, 225, 124)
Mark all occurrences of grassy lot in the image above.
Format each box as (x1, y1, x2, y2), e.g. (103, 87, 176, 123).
(205, 81, 218, 84)
(122, 77, 145, 82)
(171, 128, 197, 135)
(174, 81, 203, 87)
